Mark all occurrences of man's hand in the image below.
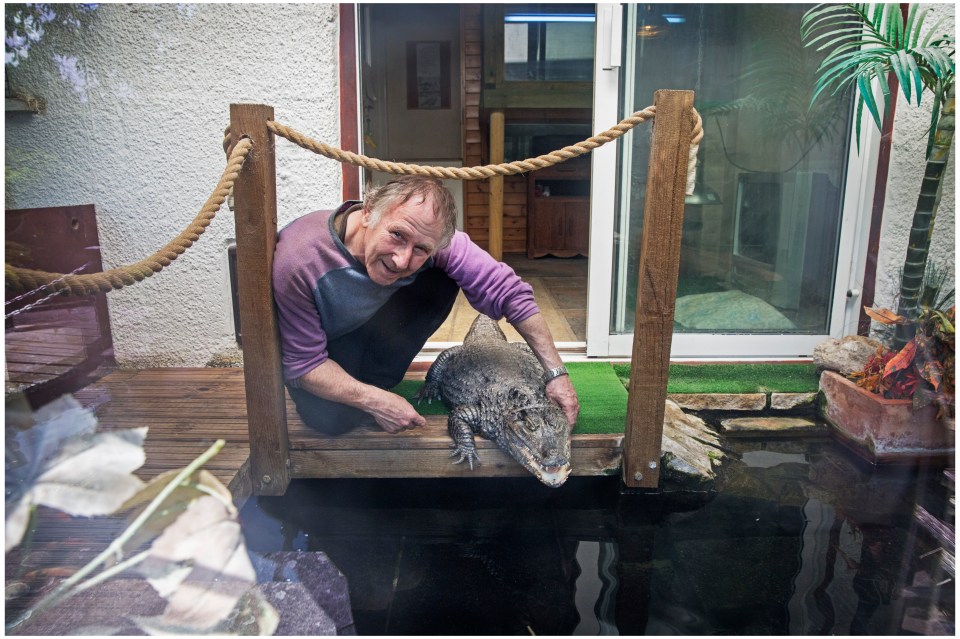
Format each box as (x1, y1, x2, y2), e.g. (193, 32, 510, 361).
(298, 359, 425, 434)
(367, 391, 426, 434)
(546, 374, 580, 431)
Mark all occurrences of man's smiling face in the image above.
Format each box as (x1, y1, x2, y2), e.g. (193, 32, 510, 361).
(360, 194, 446, 286)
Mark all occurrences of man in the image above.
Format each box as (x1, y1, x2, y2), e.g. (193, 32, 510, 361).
(273, 175, 579, 435)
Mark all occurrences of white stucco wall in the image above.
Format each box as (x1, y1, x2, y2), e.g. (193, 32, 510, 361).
(6, 3, 343, 367)
(872, 2, 956, 319)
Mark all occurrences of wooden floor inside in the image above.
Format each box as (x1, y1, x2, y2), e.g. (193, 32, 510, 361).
(428, 253, 587, 344)
(73, 365, 623, 507)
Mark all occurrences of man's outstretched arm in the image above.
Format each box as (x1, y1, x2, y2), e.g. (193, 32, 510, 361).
(512, 312, 580, 429)
(295, 360, 425, 433)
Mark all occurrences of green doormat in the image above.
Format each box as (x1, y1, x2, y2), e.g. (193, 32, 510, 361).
(392, 362, 629, 435)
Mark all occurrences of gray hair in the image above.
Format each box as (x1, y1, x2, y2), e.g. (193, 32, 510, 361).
(363, 175, 457, 250)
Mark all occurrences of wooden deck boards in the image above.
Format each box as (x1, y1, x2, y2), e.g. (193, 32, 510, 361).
(72, 367, 625, 505)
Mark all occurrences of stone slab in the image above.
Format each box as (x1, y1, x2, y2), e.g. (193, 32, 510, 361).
(720, 416, 825, 436)
(669, 393, 767, 411)
(770, 392, 817, 410)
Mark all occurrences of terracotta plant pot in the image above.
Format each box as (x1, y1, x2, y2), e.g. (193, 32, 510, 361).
(818, 370, 954, 464)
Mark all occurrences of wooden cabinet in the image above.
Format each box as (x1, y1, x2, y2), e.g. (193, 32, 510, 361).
(526, 159, 590, 258)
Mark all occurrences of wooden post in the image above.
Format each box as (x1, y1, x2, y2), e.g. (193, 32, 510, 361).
(488, 110, 505, 260)
(230, 104, 290, 496)
(338, 4, 361, 201)
(623, 90, 694, 489)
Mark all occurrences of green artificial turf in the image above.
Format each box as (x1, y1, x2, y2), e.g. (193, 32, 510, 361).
(392, 362, 628, 434)
(392, 379, 448, 415)
(613, 362, 820, 394)
(392, 362, 819, 436)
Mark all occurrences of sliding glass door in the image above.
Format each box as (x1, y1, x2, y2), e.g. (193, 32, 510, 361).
(587, 3, 877, 358)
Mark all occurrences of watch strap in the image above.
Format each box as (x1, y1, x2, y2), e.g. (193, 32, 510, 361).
(544, 365, 569, 383)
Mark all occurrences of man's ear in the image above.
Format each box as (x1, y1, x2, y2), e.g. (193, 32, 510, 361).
(360, 206, 373, 228)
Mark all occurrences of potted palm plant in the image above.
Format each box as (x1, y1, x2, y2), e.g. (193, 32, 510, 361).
(802, 3, 955, 462)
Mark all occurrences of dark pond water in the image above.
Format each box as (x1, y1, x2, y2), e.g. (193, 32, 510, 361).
(240, 436, 955, 635)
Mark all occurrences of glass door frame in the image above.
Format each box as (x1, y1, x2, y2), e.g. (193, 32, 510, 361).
(586, 3, 881, 359)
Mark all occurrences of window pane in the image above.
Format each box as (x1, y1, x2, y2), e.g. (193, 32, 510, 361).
(612, 4, 854, 335)
(503, 4, 595, 81)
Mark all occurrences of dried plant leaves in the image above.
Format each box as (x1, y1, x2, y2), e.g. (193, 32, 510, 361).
(862, 306, 908, 325)
(131, 493, 277, 635)
(111, 468, 235, 560)
(5, 396, 147, 552)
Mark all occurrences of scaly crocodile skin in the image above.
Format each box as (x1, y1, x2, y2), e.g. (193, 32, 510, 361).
(416, 314, 571, 487)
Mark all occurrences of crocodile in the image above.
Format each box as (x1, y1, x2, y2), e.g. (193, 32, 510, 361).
(416, 314, 571, 487)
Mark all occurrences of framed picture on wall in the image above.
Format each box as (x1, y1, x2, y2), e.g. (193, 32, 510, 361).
(407, 41, 451, 109)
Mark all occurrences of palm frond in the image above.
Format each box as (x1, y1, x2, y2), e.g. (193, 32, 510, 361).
(921, 15, 952, 48)
(857, 72, 883, 131)
(802, 1, 955, 147)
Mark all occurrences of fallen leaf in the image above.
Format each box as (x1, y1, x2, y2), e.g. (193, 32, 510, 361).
(863, 306, 907, 325)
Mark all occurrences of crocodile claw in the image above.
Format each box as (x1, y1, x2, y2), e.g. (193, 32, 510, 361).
(414, 383, 441, 405)
(449, 445, 479, 470)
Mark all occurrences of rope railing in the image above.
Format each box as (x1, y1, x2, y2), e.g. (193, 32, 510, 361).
(261, 106, 703, 182)
(5, 138, 254, 296)
(6, 104, 703, 297)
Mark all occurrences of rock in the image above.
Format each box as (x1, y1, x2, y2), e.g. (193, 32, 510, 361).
(720, 416, 825, 436)
(669, 393, 767, 411)
(251, 551, 355, 635)
(812, 335, 884, 375)
(257, 582, 337, 635)
(660, 400, 726, 489)
(770, 392, 816, 410)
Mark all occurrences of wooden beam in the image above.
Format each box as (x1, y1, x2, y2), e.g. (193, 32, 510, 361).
(338, 3, 361, 201)
(623, 90, 695, 489)
(488, 109, 505, 260)
(229, 104, 291, 496)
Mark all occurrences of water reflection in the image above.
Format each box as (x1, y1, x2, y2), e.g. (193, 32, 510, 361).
(241, 438, 954, 635)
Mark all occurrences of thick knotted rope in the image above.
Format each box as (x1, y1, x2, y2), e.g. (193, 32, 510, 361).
(5, 138, 253, 296)
(262, 105, 703, 182)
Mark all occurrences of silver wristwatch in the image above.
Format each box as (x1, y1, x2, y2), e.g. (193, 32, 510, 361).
(544, 365, 569, 384)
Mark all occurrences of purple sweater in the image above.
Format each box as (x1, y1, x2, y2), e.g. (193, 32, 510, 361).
(273, 203, 539, 381)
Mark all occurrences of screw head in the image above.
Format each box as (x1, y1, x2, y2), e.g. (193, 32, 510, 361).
(648, 461, 658, 469)
(262, 475, 272, 484)
(633, 471, 643, 482)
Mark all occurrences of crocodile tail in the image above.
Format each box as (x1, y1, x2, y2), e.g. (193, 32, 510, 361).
(464, 313, 507, 345)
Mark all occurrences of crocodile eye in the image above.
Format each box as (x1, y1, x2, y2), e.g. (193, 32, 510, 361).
(525, 420, 540, 432)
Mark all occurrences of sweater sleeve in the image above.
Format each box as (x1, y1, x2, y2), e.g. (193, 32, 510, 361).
(272, 215, 331, 382)
(433, 232, 539, 323)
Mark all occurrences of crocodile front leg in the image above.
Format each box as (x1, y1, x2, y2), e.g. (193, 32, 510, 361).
(415, 345, 462, 404)
(448, 405, 482, 470)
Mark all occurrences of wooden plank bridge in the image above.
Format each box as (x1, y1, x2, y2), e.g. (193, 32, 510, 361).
(72, 367, 624, 508)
